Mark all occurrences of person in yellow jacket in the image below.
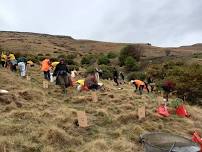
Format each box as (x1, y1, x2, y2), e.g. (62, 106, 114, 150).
(6, 52, 17, 71)
(1, 52, 7, 67)
(9, 53, 15, 61)
(51, 61, 59, 68)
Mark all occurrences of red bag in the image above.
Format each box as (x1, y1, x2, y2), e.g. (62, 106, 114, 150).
(192, 131, 202, 152)
(157, 105, 170, 117)
(176, 105, 189, 117)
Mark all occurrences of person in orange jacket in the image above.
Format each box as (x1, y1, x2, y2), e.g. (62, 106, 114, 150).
(41, 58, 52, 81)
(130, 79, 149, 95)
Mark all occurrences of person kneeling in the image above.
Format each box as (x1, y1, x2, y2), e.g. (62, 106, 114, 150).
(84, 74, 100, 91)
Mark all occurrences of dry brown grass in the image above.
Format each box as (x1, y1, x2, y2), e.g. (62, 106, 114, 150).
(0, 31, 202, 151)
(0, 66, 202, 152)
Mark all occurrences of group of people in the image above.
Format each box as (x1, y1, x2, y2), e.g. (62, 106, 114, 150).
(0, 52, 31, 77)
(1, 52, 173, 101)
(40, 58, 103, 94)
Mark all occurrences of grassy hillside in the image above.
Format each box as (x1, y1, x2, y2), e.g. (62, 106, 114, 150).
(0, 65, 202, 152)
(0, 31, 202, 151)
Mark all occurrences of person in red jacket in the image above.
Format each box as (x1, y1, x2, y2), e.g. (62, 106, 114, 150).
(130, 79, 149, 95)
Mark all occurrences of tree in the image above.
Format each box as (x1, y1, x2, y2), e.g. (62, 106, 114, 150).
(124, 56, 139, 71)
(119, 44, 143, 66)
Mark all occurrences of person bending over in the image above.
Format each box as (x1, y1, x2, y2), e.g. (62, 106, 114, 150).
(130, 79, 149, 95)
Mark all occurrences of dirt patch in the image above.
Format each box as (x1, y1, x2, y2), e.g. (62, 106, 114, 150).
(0, 94, 15, 105)
(18, 91, 33, 101)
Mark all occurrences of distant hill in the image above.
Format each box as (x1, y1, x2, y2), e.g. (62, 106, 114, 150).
(0, 31, 202, 59)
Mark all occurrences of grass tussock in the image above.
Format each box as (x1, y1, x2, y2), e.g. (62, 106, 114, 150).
(0, 66, 202, 151)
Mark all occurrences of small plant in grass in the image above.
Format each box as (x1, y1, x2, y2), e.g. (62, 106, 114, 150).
(170, 98, 183, 108)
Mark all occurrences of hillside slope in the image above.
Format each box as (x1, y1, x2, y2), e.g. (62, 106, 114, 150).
(0, 65, 202, 152)
(1, 31, 202, 59)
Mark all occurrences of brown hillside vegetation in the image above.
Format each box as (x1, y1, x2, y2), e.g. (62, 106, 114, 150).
(0, 31, 202, 59)
(0, 65, 202, 152)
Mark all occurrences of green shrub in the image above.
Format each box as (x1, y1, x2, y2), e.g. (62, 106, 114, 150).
(57, 54, 78, 65)
(67, 54, 77, 59)
(119, 44, 143, 66)
(68, 65, 79, 71)
(146, 62, 202, 105)
(57, 54, 66, 59)
(124, 56, 139, 71)
(127, 72, 146, 81)
(35, 56, 45, 62)
(81, 55, 96, 65)
(86, 66, 96, 74)
(98, 55, 110, 65)
(99, 65, 114, 79)
(107, 52, 117, 59)
(192, 53, 202, 59)
(37, 53, 44, 56)
(65, 59, 76, 65)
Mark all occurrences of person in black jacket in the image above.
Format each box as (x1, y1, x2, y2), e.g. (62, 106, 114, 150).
(53, 58, 70, 94)
(113, 67, 119, 86)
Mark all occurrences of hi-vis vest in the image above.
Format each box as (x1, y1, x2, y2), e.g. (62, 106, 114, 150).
(41, 59, 50, 72)
(1, 53, 7, 61)
(134, 80, 145, 87)
(9, 54, 16, 60)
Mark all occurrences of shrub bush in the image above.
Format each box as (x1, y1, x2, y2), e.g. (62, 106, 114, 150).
(99, 65, 114, 79)
(119, 44, 143, 66)
(86, 66, 96, 74)
(146, 61, 202, 105)
(45, 53, 51, 56)
(98, 55, 110, 65)
(124, 56, 139, 71)
(68, 65, 79, 71)
(37, 53, 44, 56)
(67, 54, 77, 59)
(57, 54, 78, 65)
(81, 55, 96, 65)
(107, 52, 117, 59)
(127, 72, 146, 81)
(57, 54, 66, 59)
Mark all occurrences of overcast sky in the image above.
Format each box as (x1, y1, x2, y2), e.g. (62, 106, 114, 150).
(0, 0, 202, 47)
